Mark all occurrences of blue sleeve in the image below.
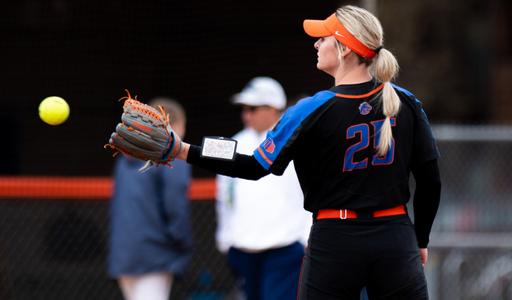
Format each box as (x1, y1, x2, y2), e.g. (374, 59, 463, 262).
(253, 90, 335, 175)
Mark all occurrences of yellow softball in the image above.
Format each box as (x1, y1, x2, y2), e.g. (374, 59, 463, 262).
(39, 96, 70, 126)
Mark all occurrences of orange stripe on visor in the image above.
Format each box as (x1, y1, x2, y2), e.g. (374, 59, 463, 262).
(303, 13, 377, 59)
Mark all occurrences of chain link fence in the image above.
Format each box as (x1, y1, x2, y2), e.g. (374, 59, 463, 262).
(0, 197, 235, 300)
(0, 125, 511, 299)
(426, 125, 512, 300)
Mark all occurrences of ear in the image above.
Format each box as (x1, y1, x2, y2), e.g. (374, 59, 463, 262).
(335, 41, 352, 60)
(340, 44, 352, 58)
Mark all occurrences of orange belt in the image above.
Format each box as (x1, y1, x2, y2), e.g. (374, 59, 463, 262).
(316, 204, 407, 220)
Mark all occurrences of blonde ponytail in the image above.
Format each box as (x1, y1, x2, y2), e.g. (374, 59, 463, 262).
(336, 6, 401, 157)
(373, 49, 400, 156)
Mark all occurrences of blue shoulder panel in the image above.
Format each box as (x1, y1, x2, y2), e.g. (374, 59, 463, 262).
(391, 83, 433, 121)
(391, 83, 416, 98)
(392, 83, 423, 107)
(253, 90, 336, 170)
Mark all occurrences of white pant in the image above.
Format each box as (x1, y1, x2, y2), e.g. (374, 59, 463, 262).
(119, 272, 174, 300)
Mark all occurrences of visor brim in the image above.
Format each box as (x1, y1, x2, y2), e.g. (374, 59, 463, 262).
(303, 19, 331, 37)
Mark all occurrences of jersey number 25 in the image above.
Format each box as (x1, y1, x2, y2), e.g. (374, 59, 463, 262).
(343, 118, 396, 172)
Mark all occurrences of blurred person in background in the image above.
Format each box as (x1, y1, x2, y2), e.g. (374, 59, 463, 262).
(215, 77, 312, 300)
(108, 98, 192, 300)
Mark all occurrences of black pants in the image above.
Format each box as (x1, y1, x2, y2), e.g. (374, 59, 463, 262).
(298, 216, 428, 300)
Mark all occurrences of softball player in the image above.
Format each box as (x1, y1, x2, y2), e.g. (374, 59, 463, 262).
(171, 5, 440, 299)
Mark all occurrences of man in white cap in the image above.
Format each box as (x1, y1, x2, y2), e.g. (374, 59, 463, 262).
(216, 77, 312, 300)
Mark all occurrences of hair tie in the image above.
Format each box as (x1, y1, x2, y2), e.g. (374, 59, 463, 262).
(375, 46, 383, 53)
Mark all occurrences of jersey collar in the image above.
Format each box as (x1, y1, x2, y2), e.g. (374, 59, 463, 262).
(329, 79, 383, 99)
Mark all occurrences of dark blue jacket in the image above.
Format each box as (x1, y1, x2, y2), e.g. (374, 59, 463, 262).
(108, 156, 192, 277)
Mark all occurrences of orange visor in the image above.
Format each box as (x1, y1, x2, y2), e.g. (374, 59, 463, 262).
(303, 13, 377, 59)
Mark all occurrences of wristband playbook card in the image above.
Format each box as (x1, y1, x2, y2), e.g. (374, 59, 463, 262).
(200, 136, 237, 161)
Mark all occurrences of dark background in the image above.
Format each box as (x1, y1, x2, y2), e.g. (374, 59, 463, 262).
(0, 0, 337, 176)
(0, 0, 510, 177)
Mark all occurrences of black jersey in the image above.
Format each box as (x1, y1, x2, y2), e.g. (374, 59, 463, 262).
(253, 80, 439, 213)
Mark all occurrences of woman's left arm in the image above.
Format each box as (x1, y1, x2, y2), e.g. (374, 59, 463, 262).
(411, 159, 441, 251)
(183, 143, 270, 180)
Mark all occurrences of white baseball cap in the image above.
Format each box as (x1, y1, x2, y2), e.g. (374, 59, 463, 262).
(232, 77, 287, 110)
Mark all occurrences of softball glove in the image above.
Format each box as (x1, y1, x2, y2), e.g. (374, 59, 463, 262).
(105, 91, 182, 171)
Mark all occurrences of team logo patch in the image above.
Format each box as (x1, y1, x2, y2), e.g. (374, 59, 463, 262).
(263, 138, 276, 154)
(359, 102, 372, 115)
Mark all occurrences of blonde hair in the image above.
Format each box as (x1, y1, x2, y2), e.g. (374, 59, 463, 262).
(336, 5, 400, 157)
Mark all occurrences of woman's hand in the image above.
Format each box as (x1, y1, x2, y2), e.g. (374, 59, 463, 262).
(419, 248, 428, 267)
